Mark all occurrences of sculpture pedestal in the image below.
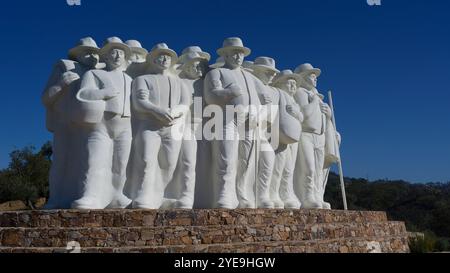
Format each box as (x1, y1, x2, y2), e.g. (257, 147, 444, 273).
(0, 209, 409, 253)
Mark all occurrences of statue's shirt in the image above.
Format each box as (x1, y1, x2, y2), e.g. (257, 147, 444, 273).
(227, 68, 250, 105)
(204, 67, 261, 108)
(135, 74, 181, 109)
(107, 70, 128, 117)
(131, 73, 186, 126)
(295, 88, 325, 135)
(77, 69, 132, 119)
(42, 59, 88, 131)
(180, 78, 203, 125)
(101, 70, 131, 117)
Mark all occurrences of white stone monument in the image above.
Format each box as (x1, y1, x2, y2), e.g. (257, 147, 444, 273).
(41, 36, 345, 211)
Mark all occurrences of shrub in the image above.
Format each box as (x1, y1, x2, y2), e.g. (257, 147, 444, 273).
(0, 142, 51, 204)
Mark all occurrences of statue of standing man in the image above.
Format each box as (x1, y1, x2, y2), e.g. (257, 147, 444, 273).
(293, 63, 337, 209)
(269, 69, 304, 209)
(203, 37, 275, 208)
(125, 39, 148, 79)
(170, 47, 210, 208)
(125, 43, 190, 209)
(42, 37, 102, 209)
(71, 37, 133, 209)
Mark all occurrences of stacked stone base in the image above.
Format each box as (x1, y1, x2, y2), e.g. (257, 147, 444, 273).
(0, 209, 409, 253)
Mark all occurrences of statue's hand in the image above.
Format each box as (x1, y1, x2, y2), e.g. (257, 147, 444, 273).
(153, 107, 174, 124)
(298, 111, 304, 122)
(60, 71, 80, 87)
(336, 131, 342, 145)
(228, 83, 243, 98)
(138, 89, 150, 100)
(262, 93, 272, 105)
(286, 104, 295, 116)
(311, 94, 320, 103)
(170, 107, 185, 120)
(320, 102, 332, 118)
(248, 111, 258, 129)
(236, 109, 247, 127)
(286, 104, 303, 121)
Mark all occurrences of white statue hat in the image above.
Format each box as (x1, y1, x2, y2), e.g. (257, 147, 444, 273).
(99, 37, 132, 59)
(209, 56, 225, 69)
(242, 60, 254, 72)
(294, 63, 321, 78)
(68, 37, 100, 61)
(125, 39, 148, 56)
(216, 37, 251, 57)
(178, 51, 209, 70)
(179, 46, 211, 64)
(272, 69, 302, 85)
(146, 43, 178, 64)
(251, 56, 280, 73)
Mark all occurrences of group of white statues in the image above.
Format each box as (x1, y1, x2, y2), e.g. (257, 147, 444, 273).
(42, 36, 341, 210)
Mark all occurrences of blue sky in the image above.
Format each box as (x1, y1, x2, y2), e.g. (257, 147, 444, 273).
(0, 0, 449, 183)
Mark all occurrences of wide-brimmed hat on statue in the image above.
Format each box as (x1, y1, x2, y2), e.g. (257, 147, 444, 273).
(146, 43, 178, 64)
(178, 51, 209, 70)
(125, 39, 148, 56)
(216, 37, 251, 57)
(294, 63, 321, 78)
(68, 37, 100, 61)
(272, 69, 302, 86)
(242, 60, 254, 72)
(99, 37, 132, 59)
(251, 57, 280, 73)
(178, 46, 211, 64)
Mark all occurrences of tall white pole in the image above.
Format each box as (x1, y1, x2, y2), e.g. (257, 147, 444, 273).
(254, 127, 258, 209)
(328, 91, 348, 211)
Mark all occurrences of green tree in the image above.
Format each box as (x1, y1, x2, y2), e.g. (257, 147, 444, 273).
(0, 142, 51, 204)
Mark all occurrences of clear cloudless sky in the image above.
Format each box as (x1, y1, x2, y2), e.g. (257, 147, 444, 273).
(0, 0, 449, 183)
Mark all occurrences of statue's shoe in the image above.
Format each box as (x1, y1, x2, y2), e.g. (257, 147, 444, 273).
(160, 199, 177, 209)
(257, 198, 275, 209)
(283, 199, 301, 209)
(301, 197, 322, 209)
(131, 200, 159, 209)
(71, 197, 103, 210)
(174, 198, 194, 209)
(272, 198, 285, 209)
(238, 200, 256, 209)
(216, 198, 236, 209)
(107, 194, 132, 209)
(322, 202, 332, 210)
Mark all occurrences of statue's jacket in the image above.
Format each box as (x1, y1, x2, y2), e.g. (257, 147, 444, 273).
(203, 67, 261, 109)
(294, 87, 340, 167)
(294, 87, 326, 135)
(75, 69, 132, 124)
(42, 59, 88, 132)
(179, 77, 204, 126)
(131, 74, 186, 128)
(262, 84, 302, 145)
